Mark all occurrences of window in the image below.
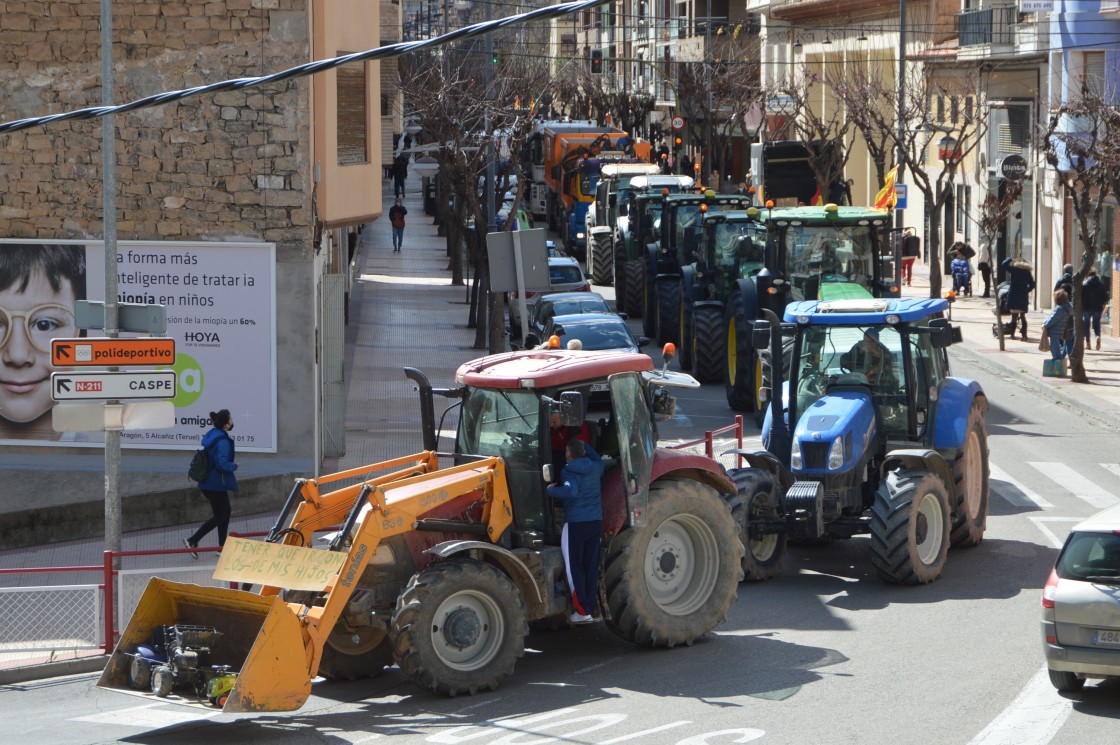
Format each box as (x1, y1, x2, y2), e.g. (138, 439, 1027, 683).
(1082, 51, 1106, 93)
(336, 58, 369, 165)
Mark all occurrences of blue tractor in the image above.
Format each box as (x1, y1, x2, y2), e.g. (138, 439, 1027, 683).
(729, 297, 989, 584)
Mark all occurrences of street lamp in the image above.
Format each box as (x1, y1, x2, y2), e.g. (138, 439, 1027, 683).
(412, 156, 440, 177)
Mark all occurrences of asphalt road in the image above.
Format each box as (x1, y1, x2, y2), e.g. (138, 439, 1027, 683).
(9, 322, 1120, 744)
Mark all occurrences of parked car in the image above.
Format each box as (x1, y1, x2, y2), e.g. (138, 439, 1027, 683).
(522, 291, 612, 348)
(540, 312, 649, 354)
(510, 256, 590, 328)
(1042, 503, 1120, 692)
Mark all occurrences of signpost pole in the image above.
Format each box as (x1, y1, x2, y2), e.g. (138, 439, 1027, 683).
(512, 230, 530, 343)
(101, 0, 123, 560)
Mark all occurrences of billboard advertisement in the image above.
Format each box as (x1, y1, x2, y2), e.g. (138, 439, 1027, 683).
(0, 239, 276, 452)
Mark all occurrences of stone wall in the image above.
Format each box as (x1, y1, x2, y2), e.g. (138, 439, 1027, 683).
(0, 1, 318, 544)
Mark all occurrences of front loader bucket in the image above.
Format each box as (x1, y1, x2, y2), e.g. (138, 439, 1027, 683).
(97, 578, 312, 713)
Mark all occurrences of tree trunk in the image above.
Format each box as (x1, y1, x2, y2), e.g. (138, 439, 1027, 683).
(926, 202, 943, 299)
(472, 263, 489, 350)
(1069, 279, 1088, 383)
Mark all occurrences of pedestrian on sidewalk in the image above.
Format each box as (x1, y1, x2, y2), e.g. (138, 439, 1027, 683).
(901, 228, 921, 285)
(391, 156, 408, 198)
(977, 259, 993, 298)
(389, 198, 407, 253)
(1042, 289, 1073, 360)
(1002, 256, 1035, 341)
(546, 438, 604, 624)
(184, 409, 238, 559)
(1055, 264, 1074, 297)
(951, 251, 973, 296)
(1082, 266, 1108, 351)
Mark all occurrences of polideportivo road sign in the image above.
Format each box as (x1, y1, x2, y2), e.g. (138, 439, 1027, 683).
(51, 370, 177, 401)
(51, 337, 176, 367)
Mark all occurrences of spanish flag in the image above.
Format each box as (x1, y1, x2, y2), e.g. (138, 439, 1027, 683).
(873, 165, 900, 210)
(811, 182, 823, 206)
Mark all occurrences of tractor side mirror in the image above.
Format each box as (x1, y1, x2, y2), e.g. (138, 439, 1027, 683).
(927, 318, 962, 348)
(556, 391, 584, 427)
(752, 321, 772, 351)
(637, 335, 651, 348)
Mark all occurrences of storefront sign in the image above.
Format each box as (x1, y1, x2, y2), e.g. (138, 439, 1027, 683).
(999, 154, 1029, 182)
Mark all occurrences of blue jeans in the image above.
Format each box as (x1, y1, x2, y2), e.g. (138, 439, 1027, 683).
(1083, 311, 1102, 339)
(392, 227, 404, 251)
(393, 177, 405, 197)
(1048, 332, 1066, 360)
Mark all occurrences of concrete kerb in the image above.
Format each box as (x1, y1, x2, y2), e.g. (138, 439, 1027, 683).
(0, 656, 106, 686)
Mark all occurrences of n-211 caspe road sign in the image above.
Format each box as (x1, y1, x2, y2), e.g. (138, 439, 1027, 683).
(50, 370, 177, 401)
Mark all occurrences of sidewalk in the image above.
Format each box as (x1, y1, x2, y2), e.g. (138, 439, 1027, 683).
(902, 260, 1120, 431)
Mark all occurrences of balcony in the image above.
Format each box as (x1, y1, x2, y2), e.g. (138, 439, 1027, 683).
(958, 5, 1016, 47)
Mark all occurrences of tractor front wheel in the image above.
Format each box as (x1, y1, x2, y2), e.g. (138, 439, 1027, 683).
(317, 619, 392, 681)
(724, 293, 756, 412)
(692, 307, 725, 384)
(390, 559, 527, 696)
(870, 470, 951, 584)
(625, 259, 645, 320)
(950, 402, 990, 547)
(656, 279, 681, 346)
(602, 478, 743, 648)
(730, 469, 787, 581)
(590, 232, 614, 286)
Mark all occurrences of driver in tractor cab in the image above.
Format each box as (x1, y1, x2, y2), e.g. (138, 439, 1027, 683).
(840, 328, 894, 390)
(549, 410, 592, 483)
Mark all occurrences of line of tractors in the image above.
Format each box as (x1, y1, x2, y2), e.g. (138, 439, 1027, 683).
(98, 139, 992, 716)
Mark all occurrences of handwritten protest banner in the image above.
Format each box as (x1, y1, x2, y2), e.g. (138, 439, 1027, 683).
(213, 536, 346, 591)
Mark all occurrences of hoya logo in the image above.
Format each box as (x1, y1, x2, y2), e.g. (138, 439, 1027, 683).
(185, 331, 220, 343)
(339, 543, 368, 588)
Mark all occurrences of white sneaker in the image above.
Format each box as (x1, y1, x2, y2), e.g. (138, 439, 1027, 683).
(569, 612, 594, 624)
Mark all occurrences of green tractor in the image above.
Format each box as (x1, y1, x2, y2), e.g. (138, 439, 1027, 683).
(650, 191, 752, 349)
(686, 204, 899, 416)
(586, 164, 662, 286)
(611, 177, 695, 325)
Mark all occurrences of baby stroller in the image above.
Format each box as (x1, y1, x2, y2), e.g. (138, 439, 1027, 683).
(991, 281, 1017, 337)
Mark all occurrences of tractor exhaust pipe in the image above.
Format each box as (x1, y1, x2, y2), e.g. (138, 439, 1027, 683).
(761, 309, 791, 467)
(404, 367, 438, 451)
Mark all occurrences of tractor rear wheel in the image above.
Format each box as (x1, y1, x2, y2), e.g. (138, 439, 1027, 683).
(602, 478, 742, 647)
(317, 618, 393, 681)
(730, 469, 787, 581)
(950, 402, 989, 548)
(870, 470, 951, 584)
(656, 279, 681, 346)
(391, 559, 527, 696)
(590, 232, 614, 286)
(724, 293, 756, 412)
(692, 307, 725, 384)
(625, 259, 644, 320)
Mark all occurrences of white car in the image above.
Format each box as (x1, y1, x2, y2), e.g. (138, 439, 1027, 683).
(1042, 503, 1120, 692)
(509, 256, 590, 328)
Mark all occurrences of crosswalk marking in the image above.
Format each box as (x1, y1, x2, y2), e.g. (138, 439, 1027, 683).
(1100, 463, 1120, 481)
(990, 464, 1053, 509)
(1028, 462, 1118, 509)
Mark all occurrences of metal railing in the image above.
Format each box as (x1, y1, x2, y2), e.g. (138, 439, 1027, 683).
(958, 5, 1017, 47)
(667, 415, 746, 471)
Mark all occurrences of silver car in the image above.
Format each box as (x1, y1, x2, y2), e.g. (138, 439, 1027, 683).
(509, 256, 590, 327)
(1042, 503, 1120, 691)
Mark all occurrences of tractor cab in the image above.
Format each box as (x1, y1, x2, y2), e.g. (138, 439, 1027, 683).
(450, 348, 696, 548)
(697, 211, 766, 297)
(761, 298, 961, 472)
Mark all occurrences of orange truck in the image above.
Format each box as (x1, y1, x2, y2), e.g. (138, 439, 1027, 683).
(540, 125, 649, 259)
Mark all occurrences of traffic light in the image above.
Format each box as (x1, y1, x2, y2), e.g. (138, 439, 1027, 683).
(590, 49, 603, 74)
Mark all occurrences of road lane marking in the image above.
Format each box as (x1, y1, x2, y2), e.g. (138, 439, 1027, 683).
(599, 722, 692, 744)
(70, 702, 217, 727)
(1028, 462, 1118, 509)
(967, 666, 1070, 745)
(1101, 463, 1120, 480)
(989, 464, 1053, 509)
(1028, 517, 1082, 549)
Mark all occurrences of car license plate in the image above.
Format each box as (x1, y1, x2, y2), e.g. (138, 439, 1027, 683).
(590, 383, 609, 392)
(1092, 629, 1120, 646)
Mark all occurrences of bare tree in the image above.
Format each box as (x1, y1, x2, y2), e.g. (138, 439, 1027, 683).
(830, 62, 894, 189)
(839, 64, 987, 297)
(783, 68, 854, 202)
(974, 179, 1023, 267)
(1040, 90, 1118, 383)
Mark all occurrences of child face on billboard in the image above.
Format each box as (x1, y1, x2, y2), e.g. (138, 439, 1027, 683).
(0, 270, 77, 424)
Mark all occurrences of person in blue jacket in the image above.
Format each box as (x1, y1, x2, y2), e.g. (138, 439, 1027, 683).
(184, 409, 238, 558)
(547, 438, 605, 624)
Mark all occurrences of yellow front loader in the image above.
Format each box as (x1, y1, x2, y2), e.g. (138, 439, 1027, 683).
(98, 451, 516, 713)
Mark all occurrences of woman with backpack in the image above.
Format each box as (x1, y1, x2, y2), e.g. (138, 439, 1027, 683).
(183, 409, 238, 559)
